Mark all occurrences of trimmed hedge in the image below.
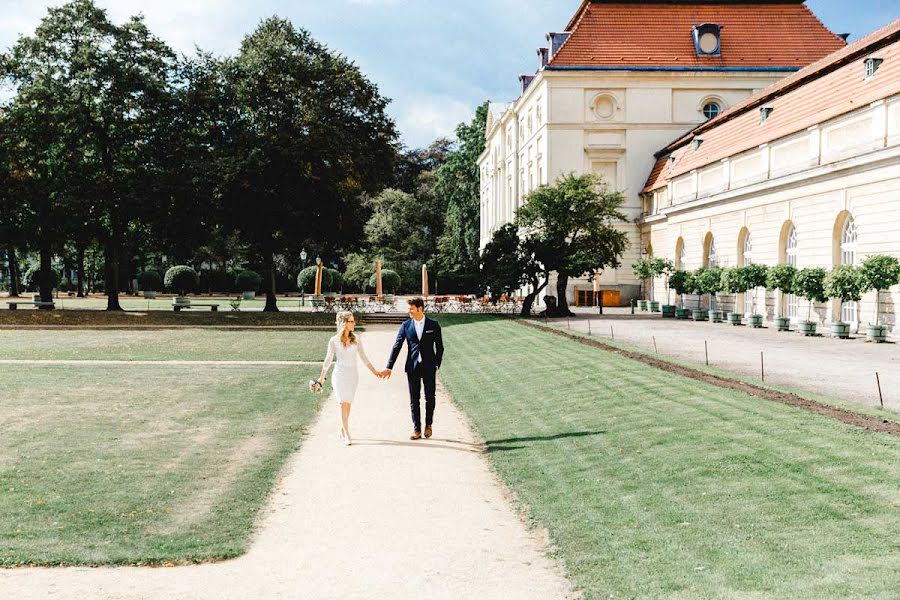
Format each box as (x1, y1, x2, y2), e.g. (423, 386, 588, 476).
(138, 270, 162, 292)
(368, 269, 401, 294)
(164, 265, 199, 296)
(297, 266, 333, 293)
(235, 270, 262, 293)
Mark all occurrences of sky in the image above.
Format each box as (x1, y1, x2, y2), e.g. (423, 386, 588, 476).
(0, 0, 896, 149)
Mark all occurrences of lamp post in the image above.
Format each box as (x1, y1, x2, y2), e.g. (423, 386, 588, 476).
(300, 248, 307, 306)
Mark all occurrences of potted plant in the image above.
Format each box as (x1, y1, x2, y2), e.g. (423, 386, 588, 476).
(794, 267, 828, 336)
(859, 255, 900, 343)
(165, 265, 199, 306)
(697, 266, 724, 322)
(632, 258, 654, 311)
(690, 268, 709, 321)
(720, 267, 750, 325)
(767, 264, 797, 332)
(824, 265, 864, 339)
(669, 270, 691, 319)
(743, 264, 769, 328)
(236, 269, 262, 300)
(137, 270, 161, 300)
(652, 258, 674, 316)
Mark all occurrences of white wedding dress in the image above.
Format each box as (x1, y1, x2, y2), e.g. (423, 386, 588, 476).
(322, 335, 373, 404)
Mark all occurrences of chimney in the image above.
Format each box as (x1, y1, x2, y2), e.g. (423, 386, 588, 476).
(547, 32, 571, 57)
(838, 33, 851, 41)
(537, 47, 549, 68)
(519, 75, 535, 94)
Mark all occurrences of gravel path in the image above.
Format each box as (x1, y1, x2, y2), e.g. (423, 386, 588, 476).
(0, 328, 575, 600)
(0, 359, 321, 366)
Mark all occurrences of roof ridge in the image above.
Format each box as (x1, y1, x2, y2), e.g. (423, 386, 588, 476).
(552, 2, 592, 66)
(655, 19, 900, 157)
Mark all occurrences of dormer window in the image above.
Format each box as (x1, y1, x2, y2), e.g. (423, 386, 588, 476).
(692, 137, 704, 151)
(759, 106, 774, 124)
(693, 23, 722, 57)
(864, 57, 883, 80)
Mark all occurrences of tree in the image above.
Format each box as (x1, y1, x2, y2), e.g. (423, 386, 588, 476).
(434, 103, 487, 291)
(479, 223, 542, 305)
(219, 18, 396, 311)
(794, 267, 828, 323)
(365, 188, 442, 266)
(392, 139, 452, 194)
(669, 270, 690, 308)
(859, 255, 900, 327)
(766, 264, 797, 317)
(516, 173, 628, 316)
(651, 258, 675, 306)
(824, 265, 864, 323)
(632, 259, 655, 301)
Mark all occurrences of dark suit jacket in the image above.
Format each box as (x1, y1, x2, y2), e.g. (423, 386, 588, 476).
(386, 317, 444, 373)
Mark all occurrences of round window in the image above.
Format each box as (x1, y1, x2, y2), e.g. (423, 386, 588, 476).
(702, 101, 721, 120)
(699, 32, 719, 54)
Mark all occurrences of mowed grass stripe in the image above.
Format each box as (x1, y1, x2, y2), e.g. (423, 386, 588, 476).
(439, 319, 900, 599)
(0, 362, 321, 566)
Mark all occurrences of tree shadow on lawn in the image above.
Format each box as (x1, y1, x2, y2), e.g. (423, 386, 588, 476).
(485, 430, 606, 452)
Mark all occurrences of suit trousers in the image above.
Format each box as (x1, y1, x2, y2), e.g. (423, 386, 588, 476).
(407, 362, 436, 432)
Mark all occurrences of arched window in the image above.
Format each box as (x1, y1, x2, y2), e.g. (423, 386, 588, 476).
(840, 216, 859, 324)
(703, 233, 717, 310)
(786, 225, 799, 319)
(675, 237, 685, 269)
(739, 229, 754, 314)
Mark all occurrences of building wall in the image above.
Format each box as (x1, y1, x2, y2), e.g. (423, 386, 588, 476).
(643, 93, 900, 332)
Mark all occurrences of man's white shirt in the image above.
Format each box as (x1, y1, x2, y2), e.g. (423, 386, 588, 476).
(413, 317, 425, 363)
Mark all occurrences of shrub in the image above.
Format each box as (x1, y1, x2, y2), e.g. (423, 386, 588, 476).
(235, 270, 262, 293)
(368, 269, 401, 294)
(24, 267, 59, 291)
(719, 267, 749, 295)
(694, 266, 723, 296)
(137, 270, 162, 292)
(766, 264, 797, 294)
(164, 265, 199, 296)
(824, 266, 864, 313)
(794, 267, 828, 323)
(326, 268, 343, 292)
(668, 270, 691, 307)
(859, 255, 900, 326)
(297, 266, 333, 293)
(631, 258, 654, 283)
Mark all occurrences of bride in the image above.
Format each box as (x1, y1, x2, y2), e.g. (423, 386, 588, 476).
(317, 311, 382, 446)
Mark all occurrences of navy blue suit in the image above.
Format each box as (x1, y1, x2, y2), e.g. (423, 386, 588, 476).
(386, 317, 444, 432)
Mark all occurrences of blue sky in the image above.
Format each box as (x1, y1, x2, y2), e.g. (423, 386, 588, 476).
(0, 1, 896, 149)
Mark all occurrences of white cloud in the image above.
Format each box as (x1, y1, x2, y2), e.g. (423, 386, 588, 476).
(392, 95, 474, 148)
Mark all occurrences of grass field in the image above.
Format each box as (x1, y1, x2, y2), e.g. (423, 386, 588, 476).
(439, 318, 900, 599)
(0, 331, 328, 566)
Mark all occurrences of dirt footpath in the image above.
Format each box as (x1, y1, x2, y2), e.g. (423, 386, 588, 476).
(0, 328, 575, 600)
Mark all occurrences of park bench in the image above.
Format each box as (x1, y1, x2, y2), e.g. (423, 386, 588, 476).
(172, 298, 220, 312)
(5, 300, 56, 310)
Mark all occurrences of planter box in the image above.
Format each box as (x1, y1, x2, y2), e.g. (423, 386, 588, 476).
(649, 301, 660, 313)
(661, 304, 676, 318)
(242, 291, 256, 300)
(710, 310, 725, 323)
(774, 316, 791, 332)
(748, 314, 764, 328)
(637, 300, 648, 311)
(173, 297, 191, 306)
(143, 291, 157, 300)
(727, 312, 743, 326)
(830, 321, 851, 339)
(798, 321, 817, 336)
(692, 309, 709, 322)
(867, 324, 888, 343)
(675, 308, 692, 320)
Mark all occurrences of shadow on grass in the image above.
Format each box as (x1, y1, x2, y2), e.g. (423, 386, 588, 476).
(485, 430, 606, 452)
(352, 438, 485, 453)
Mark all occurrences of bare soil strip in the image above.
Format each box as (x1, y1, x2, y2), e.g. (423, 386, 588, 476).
(519, 319, 900, 437)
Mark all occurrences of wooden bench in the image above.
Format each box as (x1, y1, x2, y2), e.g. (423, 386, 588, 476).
(6, 300, 55, 310)
(172, 300, 220, 312)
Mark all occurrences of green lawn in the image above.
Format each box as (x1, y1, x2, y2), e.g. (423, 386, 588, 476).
(0, 329, 333, 361)
(439, 318, 900, 599)
(0, 331, 326, 566)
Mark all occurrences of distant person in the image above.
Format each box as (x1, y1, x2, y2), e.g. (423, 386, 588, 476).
(316, 311, 383, 446)
(381, 297, 444, 440)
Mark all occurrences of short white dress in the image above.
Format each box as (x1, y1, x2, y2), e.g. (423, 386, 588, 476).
(321, 335, 373, 404)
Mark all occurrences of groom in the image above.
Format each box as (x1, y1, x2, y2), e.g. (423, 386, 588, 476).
(382, 297, 444, 440)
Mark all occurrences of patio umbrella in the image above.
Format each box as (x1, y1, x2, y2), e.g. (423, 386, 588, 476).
(593, 273, 601, 306)
(422, 263, 429, 298)
(314, 262, 323, 296)
(375, 259, 383, 297)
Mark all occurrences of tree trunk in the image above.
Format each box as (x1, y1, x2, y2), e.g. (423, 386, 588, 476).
(7, 246, 20, 297)
(38, 242, 54, 307)
(520, 278, 548, 317)
(105, 233, 123, 311)
(554, 272, 574, 316)
(263, 252, 279, 312)
(76, 245, 86, 297)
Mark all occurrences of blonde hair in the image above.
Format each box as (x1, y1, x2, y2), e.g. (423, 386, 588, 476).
(336, 311, 357, 347)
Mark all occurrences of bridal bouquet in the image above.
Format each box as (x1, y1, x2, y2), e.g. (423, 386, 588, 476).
(308, 379, 324, 394)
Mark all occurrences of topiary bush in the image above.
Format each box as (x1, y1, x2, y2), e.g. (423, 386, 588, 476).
(767, 264, 797, 318)
(138, 270, 162, 292)
(297, 266, 333, 294)
(25, 267, 59, 292)
(235, 269, 262, 293)
(824, 265, 864, 321)
(668, 270, 691, 307)
(632, 258, 655, 298)
(326, 268, 343, 292)
(164, 265, 199, 296)
(859, 255, 900, 326)
(743, 263, 769, 315)
(794, 267, 828, 323)
(368, 269, 401, 294)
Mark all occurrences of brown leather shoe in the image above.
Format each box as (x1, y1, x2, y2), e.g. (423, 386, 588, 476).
(424, 426, 433, 439)
(410, 431, 422, 440)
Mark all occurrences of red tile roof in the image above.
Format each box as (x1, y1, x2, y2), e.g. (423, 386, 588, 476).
(551, 1, 846, 69)
(643, 19, 900, 193)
